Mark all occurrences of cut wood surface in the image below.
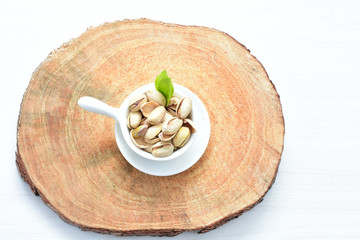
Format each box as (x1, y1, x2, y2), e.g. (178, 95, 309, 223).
(16, 19, 285, 236)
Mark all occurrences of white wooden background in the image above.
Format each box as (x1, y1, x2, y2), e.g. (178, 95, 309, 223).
(1, 0, 359, 239)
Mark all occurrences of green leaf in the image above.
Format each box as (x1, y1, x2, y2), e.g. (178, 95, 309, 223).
(155, 70, 174, 106)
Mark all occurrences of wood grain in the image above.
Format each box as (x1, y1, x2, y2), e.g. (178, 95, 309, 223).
(16, 19, 284, 236)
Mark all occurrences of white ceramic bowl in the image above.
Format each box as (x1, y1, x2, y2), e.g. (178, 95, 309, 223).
(78, 83, 210, 175)
(119, 83, 198, 161)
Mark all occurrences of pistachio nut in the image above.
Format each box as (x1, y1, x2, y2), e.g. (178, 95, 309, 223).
(152, 141, 174, 157)
(130, 129, 148, 149)
(147, 106, 166, 125)
(140, 101, 159, 117)
(131, 125, 148, 138)
(172, 127, 191, 148)
(144, 124, 162, 144)
(140, 118, 151, 128)
(158, 132, 176, 141)
(162, 111, 174, 123)
(176, 97, 192, 119)
(167, 97, 180, 116)
(162, 117, 183, 135)
(183, 118, 196, 133)
(129, 94, 147, 112)
(127, 111, 142, 129)
(145, 89, 166, 106)
(144, 144, 154, 153)
(168, 109, 176, 117)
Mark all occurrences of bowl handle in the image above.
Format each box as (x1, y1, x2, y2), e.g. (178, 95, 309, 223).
(78, 96, 120, 121)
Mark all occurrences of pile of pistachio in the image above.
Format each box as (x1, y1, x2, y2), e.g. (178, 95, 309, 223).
(127, 89, 196, 157)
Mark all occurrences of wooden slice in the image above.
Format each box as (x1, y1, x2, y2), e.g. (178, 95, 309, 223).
(16, 19, 284, 236)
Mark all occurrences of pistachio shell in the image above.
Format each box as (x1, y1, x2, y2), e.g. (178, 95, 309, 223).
(172, 127, 191, 148)
(131, 125, 148, 138)
(158, 132, 176, 141)
(167, 98, 179, 116)
(168, 97, 180, 111)
(162, 112, 174, 123)
(146, 137, 160, 145)
(144, 144, 154, 153)
(144, 124, 162, 144)
(140, 101, 159, 117)
(145, 89, 166, 106)
(140, 118, 151, 128)
(176, 97, 192, 119)
(147, 106, 166, 125)
(162, 117, 183, 135)
(129, 94, 147, 112)
(183, 118, 196, 133)
(130, 129, 148, 149)
(127, 111, 142, 129)
(168, 108, 177, 117)
(152, 141, 174, 157)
